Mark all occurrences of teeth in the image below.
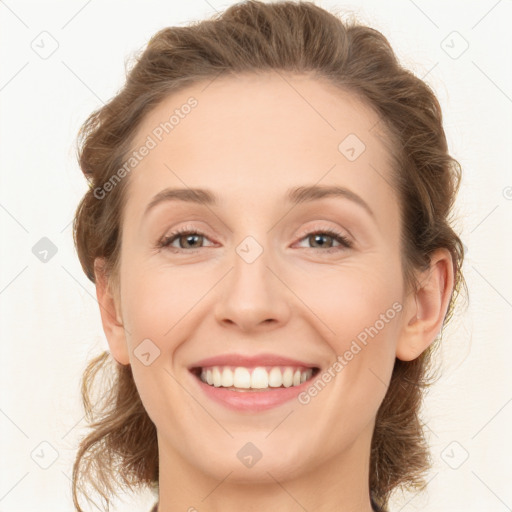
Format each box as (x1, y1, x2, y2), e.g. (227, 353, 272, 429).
(199, 366, 314, 390)
(233, 367, 251, 388)
(212, 367, 222, 387)
(251, 367, 268, 388)
(268, 367, 282, 387)
(221, 367, 234, 387)
(282, 367, 293, 387)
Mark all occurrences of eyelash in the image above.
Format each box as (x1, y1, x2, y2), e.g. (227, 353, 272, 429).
(156, 226, 353, 254)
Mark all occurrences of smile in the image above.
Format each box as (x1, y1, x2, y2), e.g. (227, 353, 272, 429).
(193, 365, 319, 391)
(188, 353, 321, 411)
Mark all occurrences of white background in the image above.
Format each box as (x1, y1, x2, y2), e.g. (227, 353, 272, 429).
(1, 1, 511, 511)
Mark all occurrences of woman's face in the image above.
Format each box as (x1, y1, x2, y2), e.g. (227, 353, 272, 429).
(105, 72, 415, 486)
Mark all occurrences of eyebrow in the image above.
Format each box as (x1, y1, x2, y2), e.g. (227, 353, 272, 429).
(143, 184, 375, 218)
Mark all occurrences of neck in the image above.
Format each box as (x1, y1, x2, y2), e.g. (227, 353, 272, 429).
(155, 424, 376, 512)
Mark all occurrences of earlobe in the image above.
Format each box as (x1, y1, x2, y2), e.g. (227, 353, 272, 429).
(396, 249, 454, 361)
(94, 257, 130, 366)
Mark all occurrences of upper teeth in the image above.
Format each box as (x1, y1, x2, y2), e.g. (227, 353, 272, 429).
(199, 366, 314, 389)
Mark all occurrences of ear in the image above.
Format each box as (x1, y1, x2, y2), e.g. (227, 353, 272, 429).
(396, 248, 455, 361)
(94, 257, 130, 366)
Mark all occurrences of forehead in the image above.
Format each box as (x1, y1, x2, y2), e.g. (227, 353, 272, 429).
(125, 71, 397, 222)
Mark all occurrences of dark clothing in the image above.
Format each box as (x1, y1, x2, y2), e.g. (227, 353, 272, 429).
(150, 497, 385, 511)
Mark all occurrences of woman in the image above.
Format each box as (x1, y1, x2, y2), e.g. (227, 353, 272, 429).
(71, 1, 465, 511)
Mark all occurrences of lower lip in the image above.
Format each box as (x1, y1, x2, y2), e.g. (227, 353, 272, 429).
(190, 371, 317, 412)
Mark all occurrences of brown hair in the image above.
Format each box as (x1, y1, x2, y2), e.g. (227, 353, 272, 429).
(71, 1, 465, 510)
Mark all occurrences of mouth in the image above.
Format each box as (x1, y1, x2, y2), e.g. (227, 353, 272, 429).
(189, 365, 320, 392)
(187, 353, 322, 411)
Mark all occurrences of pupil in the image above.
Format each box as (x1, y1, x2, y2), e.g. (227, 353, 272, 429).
(184, 234, 201, 248)
(312, 234, 330, 248)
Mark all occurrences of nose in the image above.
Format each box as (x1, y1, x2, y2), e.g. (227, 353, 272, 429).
(213, 243, 292, 333)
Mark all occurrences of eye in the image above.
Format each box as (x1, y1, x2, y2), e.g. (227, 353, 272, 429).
(157, 227, 215, 252)
(295, 228, 352, 252)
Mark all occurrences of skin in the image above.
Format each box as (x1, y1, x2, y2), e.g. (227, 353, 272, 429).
(95, 71, 454, 512)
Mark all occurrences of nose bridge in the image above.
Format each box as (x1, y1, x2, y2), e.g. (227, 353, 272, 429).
(213, 231, 291, 331)
(233, 234, 271, 292)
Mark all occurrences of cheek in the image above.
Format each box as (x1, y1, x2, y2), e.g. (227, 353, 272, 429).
(118, 266, 201, 424)
(295, 259, 403, 344)
(120, 263, 207, 343)
(297, 263, 403, 406)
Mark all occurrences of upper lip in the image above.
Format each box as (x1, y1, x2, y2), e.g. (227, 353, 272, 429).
(189, 353, 320, 370)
